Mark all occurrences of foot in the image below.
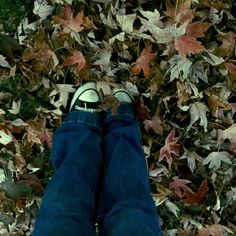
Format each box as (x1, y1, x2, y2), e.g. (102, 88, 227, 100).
(112, 87, 134, 104)
(70, 82, 101, 112)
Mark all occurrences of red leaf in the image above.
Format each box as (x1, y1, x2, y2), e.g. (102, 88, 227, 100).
(131, 46, 157, 78)
(143, 116, 163, 135)
(169, 176, 193, 198)
(187, 22, 212, 38)
(134, 96, 151, 120)
(183, 179, 209, 205)
(53, 5, 84, 32)
(175, 35, 206, 58)
(159, 129, 180, 167)
(62, 51, 86, 73)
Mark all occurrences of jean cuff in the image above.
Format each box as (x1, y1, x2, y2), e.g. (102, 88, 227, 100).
(62, 111, 103, 132)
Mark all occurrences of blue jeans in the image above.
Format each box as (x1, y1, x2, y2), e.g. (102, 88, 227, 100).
(32, 104, 162, 236)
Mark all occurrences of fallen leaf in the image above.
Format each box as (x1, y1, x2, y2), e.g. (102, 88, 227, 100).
(33, 0, 54, 20)
(203, 52, 224, 66)
(187, 22, 212, 38)
(165, 0, 192, 23)
(214, 32, 236, 58)
(208, 94, 232, 117)
(131, 46, 156, 78)
(180, 150, 203, 173)
(169, 176, 193, 198)
(167, 56, 192, 81)
(175, 35, 206, 58)
(225, 62, 236, 91)
(202, 151, 232, 170)
(198, 224, 223, 236)
(134, 96, 150, 120)
(165, 199, 180, 217)
(116, 13, 136, 33)
(141, 21, 187, 44)
(53, 5, 84, 33)
(0, 130, 13, 145)
(159, 129, 180, 167)
(183, 179, 209, 205)
(217, 124, 236, 152)
(143, 116, 163, 135)
(26, 116, 52, 148)
(62, 51, 86, 73)
(139, 9, 163, 27)
(8, 99, 21, 115)
(188, 102, 209, 132)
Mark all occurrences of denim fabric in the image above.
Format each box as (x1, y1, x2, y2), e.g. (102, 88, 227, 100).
(32, 105, 162, 236)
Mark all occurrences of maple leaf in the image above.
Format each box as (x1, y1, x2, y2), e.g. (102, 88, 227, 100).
(202, 151, 232, 170)
(174, 21, 211, 58)
(62, 51, 86, 73)
(188, 102, 209, 132)
(159, 129, 180, 167)
(183, 179, 209, 205)
(180, 149, 203, 173)
(165, 0, 193, 23)
(169, 176, 193, 198)
(144, 116, 163, 136)
(131, 46, 157, 78)
(208, 94, 232, 117)
(53, 5, 84, 33)
(187, 22, 212, 38)
(175, 35, 206, 58)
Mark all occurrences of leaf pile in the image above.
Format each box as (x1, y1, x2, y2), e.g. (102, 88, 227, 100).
(0, 0, 236, 235)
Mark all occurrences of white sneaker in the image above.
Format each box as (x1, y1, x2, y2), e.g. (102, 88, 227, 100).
(70, 82, 102, 112)
(112, 87, 134, 104)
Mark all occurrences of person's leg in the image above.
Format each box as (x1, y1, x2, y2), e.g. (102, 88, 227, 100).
(33, 83, 103, 236)
(98, 102, 162, 236)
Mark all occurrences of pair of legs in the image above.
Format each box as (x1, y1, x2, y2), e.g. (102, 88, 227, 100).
(32, 83, 162, 236)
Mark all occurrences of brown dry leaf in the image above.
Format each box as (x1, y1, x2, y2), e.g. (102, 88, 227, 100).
(183, 179, 209, 205)
(198, 224, 223, 236)
(175, 35, 206, 58)
(176, 81, 191, 106)
(159, 129, 180, 167)
(214, 32, 235, 58)
(169, 176, 193, 198)
(26, 117, 52, 149)
(131, 46, 157, 78)
(62, 51, 86, 73)
(53, 5, 84, 33)
(22, 36, 54, 74)
(208, 94, 232, 117)
(98, 95, 120, 116)
(144, 116, 163, 136)
(225, 62, 236, 91)
(165, 0, 193, 23)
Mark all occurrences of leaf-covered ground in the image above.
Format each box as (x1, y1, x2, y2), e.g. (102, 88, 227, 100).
(0, 0, 236, 235)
